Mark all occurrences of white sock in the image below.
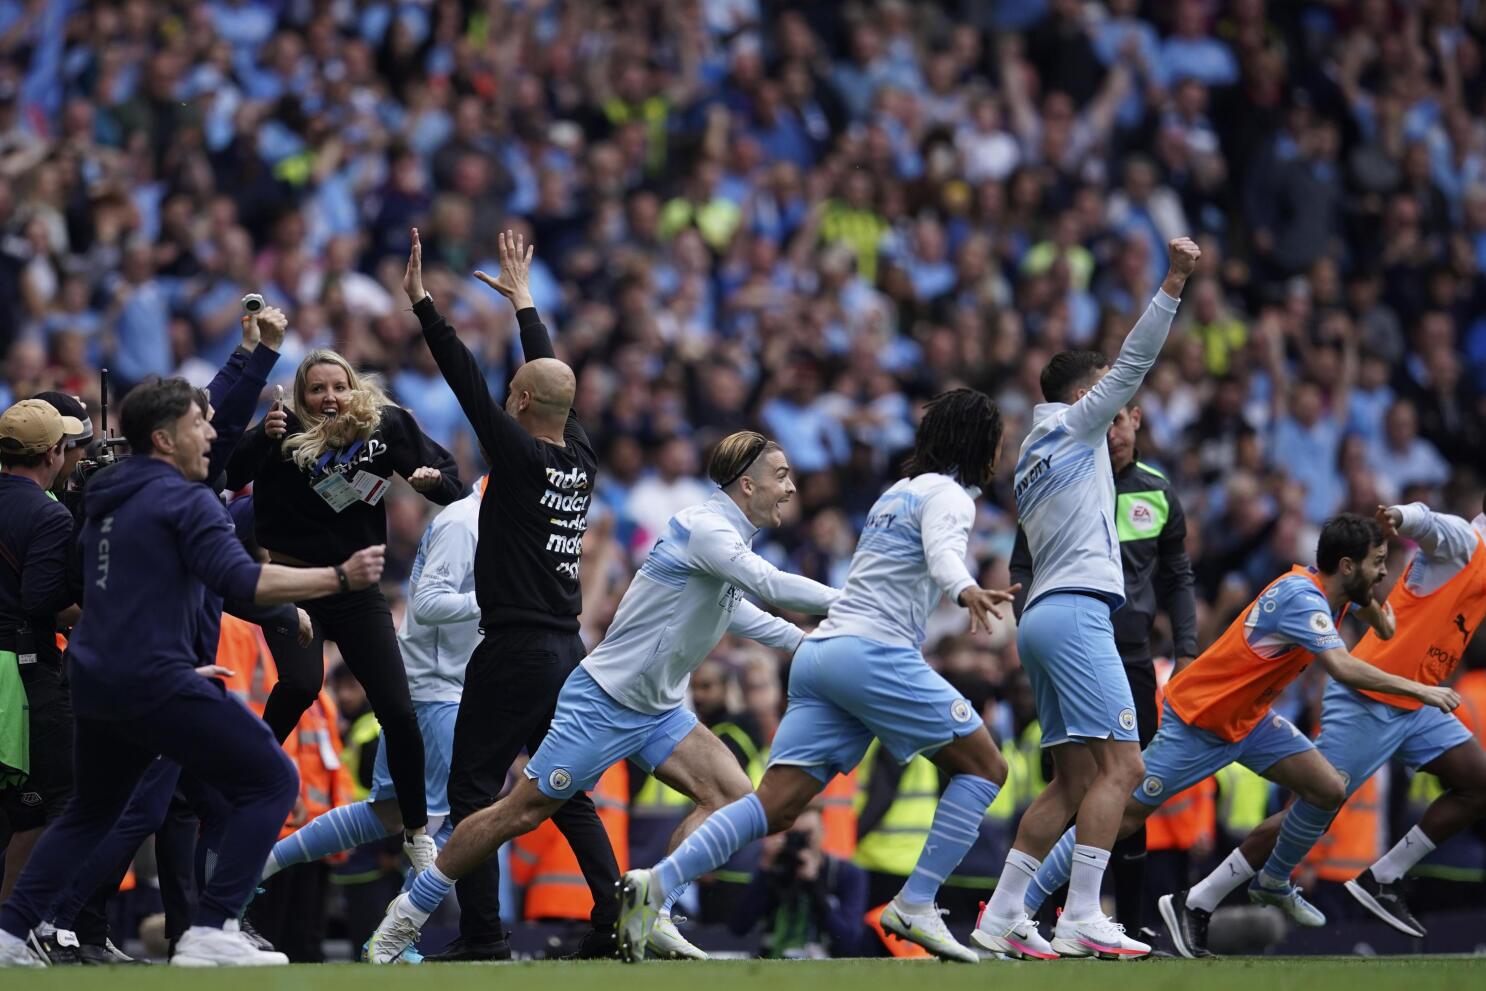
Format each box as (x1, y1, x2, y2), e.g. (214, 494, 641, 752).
(1065, 844, 1111, 920)
(1188, 848, 1255, 913)
(985, 849, 1041, 920)
(1370, 825, 1435, 884)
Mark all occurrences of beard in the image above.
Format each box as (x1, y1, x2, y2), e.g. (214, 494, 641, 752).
(1343, 570, 1378, 608)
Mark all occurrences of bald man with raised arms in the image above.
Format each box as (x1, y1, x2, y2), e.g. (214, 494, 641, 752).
(400, 229, 623, 960)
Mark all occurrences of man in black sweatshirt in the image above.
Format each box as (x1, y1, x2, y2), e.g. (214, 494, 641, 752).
(403, 228, 621, 960)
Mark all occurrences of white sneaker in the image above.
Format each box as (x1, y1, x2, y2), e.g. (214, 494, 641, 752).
(616, 869, 665, 963)
(971, 908, 1059, 960)
(647, 913, 708, 960)
(171, 921, 289, 967)
(366, 894, 429, 964)
(0, 928, 45, 967)
(1051, 914, 1151, 959)
(880, 900, 979, 963)
(404, 832, 438, 877)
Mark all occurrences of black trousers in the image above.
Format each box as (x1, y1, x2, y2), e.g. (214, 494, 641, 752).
(260, 585, 427, 830)
(249, 862, 329, 962)
(446, 627, 621, 940)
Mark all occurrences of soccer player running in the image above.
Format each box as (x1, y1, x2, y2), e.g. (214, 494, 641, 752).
(974, 238, 1200, 960)
(365, 430, 839, 963)
(260, 475, 487, 931)
(1010, 400, 1198, 940)
(617, 388, 1020, 964)
(1164, 502, 1485, 956)
(1020, 513, 1455, 955)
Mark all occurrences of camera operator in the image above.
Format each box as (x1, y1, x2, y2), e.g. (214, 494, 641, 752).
(0, 400, 86, 896)
(0, 377, 385, 969)
(729, 807, 867, 959)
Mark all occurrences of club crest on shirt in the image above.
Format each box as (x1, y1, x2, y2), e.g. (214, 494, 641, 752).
(548, 768, 572, 792)
(1118, 707, 1137, 731)
(1141, 776, 1163, 798)
(1309, 612, 1334, 634)
(950, 699, 973, 723)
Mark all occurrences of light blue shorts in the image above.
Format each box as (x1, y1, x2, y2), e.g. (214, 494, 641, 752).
(370, 699, 460, 817)
(525, 666, 698, 800)
(1317, 681, 1474, 795)
(1018, 591, 1139, 747)
(1135, 702, 1314, 807)
(768, 636, 982, 783)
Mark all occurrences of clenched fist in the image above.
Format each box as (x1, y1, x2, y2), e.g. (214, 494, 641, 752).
(340, 545, 386, 590)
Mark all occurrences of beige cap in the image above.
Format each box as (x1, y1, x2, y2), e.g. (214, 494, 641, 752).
(0, 399, 85, 455)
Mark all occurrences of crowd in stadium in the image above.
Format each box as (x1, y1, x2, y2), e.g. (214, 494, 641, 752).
(2, 0, 1485, 962)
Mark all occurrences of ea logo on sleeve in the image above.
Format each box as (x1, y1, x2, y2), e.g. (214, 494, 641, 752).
(1118, 708, 1137, 731)
(950, 699, 973, 723)
(1141, 776, 1164, 798)
(548, 768, 572, 792)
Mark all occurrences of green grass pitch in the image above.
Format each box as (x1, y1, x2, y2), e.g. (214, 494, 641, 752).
(4, 957, 1484, 990)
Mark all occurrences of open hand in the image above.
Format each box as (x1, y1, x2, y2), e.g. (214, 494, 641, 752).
(1418, 684, 1461, 713)
(403, 228, 426, 303)
(474, 230, 536, 310)
(409, 466, 442, 492)
(960, 583, 1022, 634)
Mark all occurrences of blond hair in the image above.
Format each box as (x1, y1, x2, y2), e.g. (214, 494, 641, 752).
(708, 431, 781, 489)
(282, 350, 395, 471)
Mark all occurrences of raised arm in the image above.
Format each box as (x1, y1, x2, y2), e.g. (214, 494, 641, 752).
(405, 229, 542, 470)
(1379, 503, 1479, 567)
(689, 518, 839, 615)
(1062, 238, 1198, 440)
(207, 309, 284, 482)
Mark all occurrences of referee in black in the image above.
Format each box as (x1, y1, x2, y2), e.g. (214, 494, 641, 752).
(401, 228, 621, 960)
(1010, 402, 1197, 939)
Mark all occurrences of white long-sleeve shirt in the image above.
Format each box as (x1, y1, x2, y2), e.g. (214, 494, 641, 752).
(396, 481, 483, 702)
(1393, 502, 1486, 596)
(811, 473, 979, 649)
(1013, 290, 1180, 609)
(582, 490, 840, 714)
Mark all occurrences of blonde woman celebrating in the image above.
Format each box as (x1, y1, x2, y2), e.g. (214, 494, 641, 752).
(227, 349, 461, 866)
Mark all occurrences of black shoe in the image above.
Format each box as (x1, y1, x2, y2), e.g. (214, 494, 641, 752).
(1345, 869, 1426, 937)
(1158, 890, 1213, 959)
(238, 917, 277, 953)
(1134, 926, 1174, 958)
(424, 934, 513, 962)
(78, 939, 149, 965)
(561, 927, 619, 960)
(29, 928, 81, 965)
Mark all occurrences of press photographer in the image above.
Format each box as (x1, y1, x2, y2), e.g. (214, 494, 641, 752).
(730, 807, 866, 959)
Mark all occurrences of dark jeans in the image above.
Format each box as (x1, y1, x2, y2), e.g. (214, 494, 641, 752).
(52, 760, 231, 943)
(0, 658, 109, 943)
(0, 679, 298, 938)
(260, 584, 426, 830)
(250, 862, 329, 962)
(447, 627, 621, 940)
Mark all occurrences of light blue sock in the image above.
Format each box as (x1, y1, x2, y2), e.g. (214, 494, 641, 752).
(1259, 801, 1336, 886)
(654, 794, 767, 896)
(266, 801, 394, 879)
(1025, 826, 1077, 914)
(407, 865, 454, 915)
(401, 819, 457, 893)
(662, 882, 688, 915)
(900, 774, 1000, 905)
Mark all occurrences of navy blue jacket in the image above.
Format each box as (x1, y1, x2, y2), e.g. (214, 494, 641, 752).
(71, 457, 263, 719)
